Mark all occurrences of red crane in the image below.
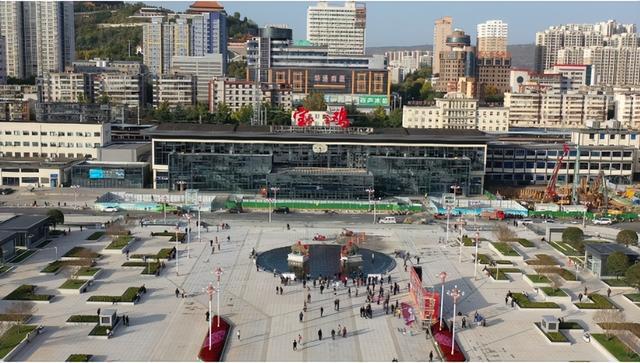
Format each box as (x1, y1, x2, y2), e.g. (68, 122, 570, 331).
(544, 143, 570, 202)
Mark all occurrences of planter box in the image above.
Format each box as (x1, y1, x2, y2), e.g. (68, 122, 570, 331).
(58, 280, 90, 295)
(523, 274, 552, 288)
(85, 300, 135, 306)
(516, 305, 562, 311)
(622, 294, 640, 306)
(1, 326, 40, 362)
(489, 274, 512, 283)
(75, 269, 102, 281)
(533, 323, 571, 346)
(102, 238, 135, 255)
(488, 243, 524, 261)
(539, 288, 572, 303)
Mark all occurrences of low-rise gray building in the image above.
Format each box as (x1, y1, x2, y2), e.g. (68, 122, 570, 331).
(0, 215, 53, 249)
(584, 243, 640, 277)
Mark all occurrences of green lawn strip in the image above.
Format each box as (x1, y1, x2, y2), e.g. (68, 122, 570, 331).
(548, 241, 582, 257)
(624, 293, 640, 303)
(62, 247, 100, 259)
(59, 279, 87, 290)
(592, 334, 640, 362)
(526, 254, 559, 266)
(0, 324, 37, 359)
(491, 242, 520, 256)
(0, 266, 11, 274)
(105, 236, 133, 250)
(496, 260, 512, 265)
(35, 240, 53, 248)
(7, 249, 37, 264)
(169, 233, 186, 242)
(151, 231, 185, 242)
(575, 293, 616, 309)
(122, 262, 147, 267)
(86, 231, 105, 240)
(557, 268, 578, 281)
(512, 292, 560, 308)
(87, 286, 143, 303)
(129, 254, 156, 260)
(603, 278, 631, 287)
(534, 322, 569, 342)
(540, 287, 568, 297)
(508, 238, 535, 247)
(76, 267, 100, 277)
(66, 354, 93, 362)
(0, 314, 31, 323)
(559, 321, 583, 330)
(89, 324, 112, 336)
(488, 267, 521, 280)
(41, 260, 90, 274)
(526, 274, 551, 284)
(3, 285, 53, 301)
(66, 315, 99, 323)
(474, 254, 492, 264)
(596, 323, 640, 339)
(141, 263, 160, 275)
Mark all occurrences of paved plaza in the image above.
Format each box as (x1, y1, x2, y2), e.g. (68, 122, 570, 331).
(0, 211, 639, 361)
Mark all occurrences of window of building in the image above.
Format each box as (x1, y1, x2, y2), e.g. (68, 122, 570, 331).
(22, 131, 28, 135)
(621, 134, 626, 140)
(372, 73, 384, 93)
(355, 73, 367, 93)
(292, 71, 304, 92)
(31, 131, 37, 136)
(610, 134, 615, 140)
(623, 151, 632, 157)
(94, 132, 101, 137)
(631, 134, 637, 140)
(589, 133, 595, 140)
(600, 133, 605, 140)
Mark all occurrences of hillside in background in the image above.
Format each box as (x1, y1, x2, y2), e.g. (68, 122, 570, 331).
(366, 44, 536, 70)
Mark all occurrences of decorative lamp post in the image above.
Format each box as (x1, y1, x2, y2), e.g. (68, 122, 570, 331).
(365, 188, 375, 223)
(214, 267, 224, 327)
(185, 214, 192, 259)
(437, 271, 447, 331)
(205, 282, 215, 350)
(447, 285, 464, 355)
(474, 229, 480, 280)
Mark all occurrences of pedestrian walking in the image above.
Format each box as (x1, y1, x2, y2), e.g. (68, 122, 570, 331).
(417, 256, 420, 264)
(584, 286, 588, 296)
(307, 293, 311, 303)
(279, 286, 283, 295)
(276, 287, 279, 295)
(298, 334, 302, 345)
(175, 288, 180, 298)
(348, 287, 351, 297)
(318, 329, 323, 341)
(299, 311, 304, 322)
(360, 306, 364, 318)
(511, 299, 515, 308)
(607, 288, 612, 298)
(320, 285, 324, 294)
(331, 329, 336, 340)
(429, 351, 434, 362)
(505, 296, 508, 305)
(578, 293, 583, 302)
(205, 311, 210, 321)
(342, 326, 347, 337)
(293, 340, 297, 351)
(97, 308, 101, 315)
(237, 330, 241, 340)
(320, 306, 324, 317)
(210, 240, 213, 247)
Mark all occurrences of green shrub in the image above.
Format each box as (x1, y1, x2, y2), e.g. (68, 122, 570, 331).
(66, 354, 93, 362)
(59, 280, 86, 290)
(526, 274, 551, 284)
(511, 293, 559, 308)
(3, 285, 53, 301)
(66, 315, 99, 323)
(626, 263, 640, 292)
(616, 229, 638, 247)
(562, 227, 584, 252)
(607, 252, 630, 279)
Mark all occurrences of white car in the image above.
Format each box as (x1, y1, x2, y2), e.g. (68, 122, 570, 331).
(378, 216, 397, 224)
(593, 218, 613, 225)
(517, 219, 534, 226)
(103, 207, 119, 212)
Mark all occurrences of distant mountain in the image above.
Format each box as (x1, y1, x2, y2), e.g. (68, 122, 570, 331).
(366, 43, 536, 71)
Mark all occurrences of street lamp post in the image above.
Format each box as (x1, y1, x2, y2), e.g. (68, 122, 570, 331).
(457, 216, 464, 263)
(175, 224, 180, 276)
(474, 229, 480, 280)
(270, 187, 280, 209)
(205, 282, 215, 350)
(445, 206, 452, 243)
(268, 198, 272, 224)
(163, 196, 167, 224)
(185, 214, 191, 259)
(197, 200, 202, 243)
(437, 271, 447, 331)
(447, 286, 464, 355)
(214, 267, 224, 327)
(366, 188, 375, 224)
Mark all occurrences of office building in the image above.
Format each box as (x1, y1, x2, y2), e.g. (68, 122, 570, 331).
(0, 158, 79, 188)
(145, 124, 489, 197)
(503, 91, 608, 128)
(0, 121, 110, 159)
(477, 20, 508, 53)
(306, 1, 366, 56)
(246, 25, 294, 82)
(0, 1, 74, 78)
(153, 75, 196, 108)
(436, 29, 476, 93)
(208, 77, 292, 112)
(433, 16, 453, 76)
(402, 93, 509, 132)
(171, 54, 224, 102)
(92, 73, 144, 109)
(614, 91, 640, 129)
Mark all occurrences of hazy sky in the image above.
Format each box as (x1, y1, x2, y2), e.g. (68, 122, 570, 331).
(144, 1, 640, 46)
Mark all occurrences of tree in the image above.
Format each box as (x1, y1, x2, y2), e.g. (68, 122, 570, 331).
(97, 94, 110, 105)
(213, 103, 232, 123)
(616, 230, 638, 247)
(386, 108, 403, 128)
(3, 302, 36, 333)
(232, 105, 253, 124)
(494, 225, 516, 242)
(47, 209, 64, 228)
(302, 92, 327, 111)
(625, 263, 640, 292)
(593, 309, 626, 338)
(227, 61, 247, 80)
(607, 252, 630, 279)
(562, 227, 584, 251)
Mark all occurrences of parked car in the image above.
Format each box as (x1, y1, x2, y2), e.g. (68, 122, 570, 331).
(542, 219, 556, 224)
(0, 188, 14, 195)
(593, 218, 613, 225)
(103, 207, 119, 212)
(273, 207, 290, 214)
(517, 219, 534, 226)
(378, 216, 397, 224)
(228, 207, 243, 214)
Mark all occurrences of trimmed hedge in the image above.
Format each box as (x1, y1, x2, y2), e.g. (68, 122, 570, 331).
(8, 249, 36, 264)
(575, 293, 616, 309)
(512, 292, 560, 309)
(66, 354, 93, 362)
(66, 315, 99, 323)
(3, 285, 53, 301)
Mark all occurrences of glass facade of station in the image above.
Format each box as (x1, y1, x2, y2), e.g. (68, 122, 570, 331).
(70, 163, 149, 189)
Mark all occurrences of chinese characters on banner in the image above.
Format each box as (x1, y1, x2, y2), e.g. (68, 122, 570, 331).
(291, 106, 350, 128)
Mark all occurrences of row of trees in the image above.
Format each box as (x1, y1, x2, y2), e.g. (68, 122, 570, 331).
(149, 102, 291, 125)
(392, 66, 444, 104)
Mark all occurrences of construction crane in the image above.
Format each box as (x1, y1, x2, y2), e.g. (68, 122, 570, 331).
(544, 143, 570, 202)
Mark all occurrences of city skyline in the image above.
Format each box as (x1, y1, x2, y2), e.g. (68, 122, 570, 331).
(144, 1, 640, 46)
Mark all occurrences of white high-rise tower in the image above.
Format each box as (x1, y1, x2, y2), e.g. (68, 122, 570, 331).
(306, 1, 366, 56)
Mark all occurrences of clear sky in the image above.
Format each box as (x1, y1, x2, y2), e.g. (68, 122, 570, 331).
(144, 1, 640, 46)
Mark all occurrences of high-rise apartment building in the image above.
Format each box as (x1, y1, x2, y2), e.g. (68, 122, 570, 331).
(0, 1, 74, 78)
(557, 46, 640, 86)
(306, 1, 366, 56)
(433, 16, 453, 75)
(477, 20, 508, 54)
(0, 36, 6, 85)
(614, 91, 640, 129)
